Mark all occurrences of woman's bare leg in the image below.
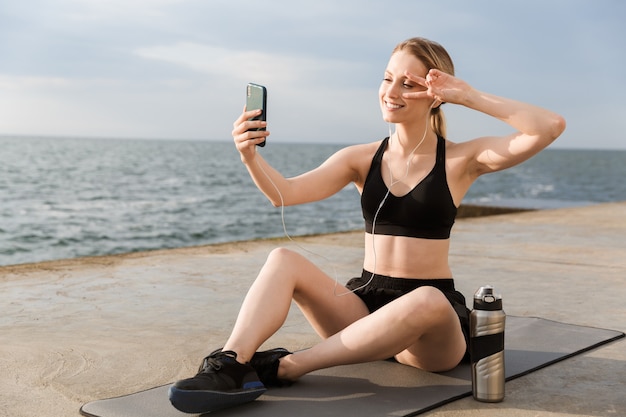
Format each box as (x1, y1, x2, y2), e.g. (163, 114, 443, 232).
(222, 247, 465, 378)
(222, 247, 369, 363)
(278, 285, 467, 379)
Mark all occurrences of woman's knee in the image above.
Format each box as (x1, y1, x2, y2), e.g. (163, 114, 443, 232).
(264, 247, 304, 274)
(398, 286, 452, 327)
(266, 247, 302, 266)
(263, 247, 313, 288)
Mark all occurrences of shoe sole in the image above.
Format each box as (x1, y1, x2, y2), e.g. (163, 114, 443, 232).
(168, 384, 266, 414)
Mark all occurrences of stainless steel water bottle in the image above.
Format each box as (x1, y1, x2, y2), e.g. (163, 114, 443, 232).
(470, 285, 505, 402)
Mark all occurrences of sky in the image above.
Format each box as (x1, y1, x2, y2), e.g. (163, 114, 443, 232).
(1, 0, 624, 149)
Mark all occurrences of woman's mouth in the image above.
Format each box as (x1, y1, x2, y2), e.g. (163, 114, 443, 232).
(384, 101, 403, 110)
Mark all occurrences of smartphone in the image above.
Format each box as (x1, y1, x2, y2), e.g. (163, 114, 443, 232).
(246, 83, 267, 147)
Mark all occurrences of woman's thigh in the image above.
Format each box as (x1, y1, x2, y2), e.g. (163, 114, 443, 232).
(392, 287, 467, 372)
(269, 248, 370, 339)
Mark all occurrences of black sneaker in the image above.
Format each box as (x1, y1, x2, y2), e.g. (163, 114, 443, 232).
(168, 350, 266, 414)
(250, 348, 293, 387)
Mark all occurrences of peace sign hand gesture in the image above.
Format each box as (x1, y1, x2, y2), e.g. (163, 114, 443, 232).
(403, 69, 474, 107)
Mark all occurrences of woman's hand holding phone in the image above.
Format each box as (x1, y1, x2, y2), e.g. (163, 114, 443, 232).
(232, 107, 269, 162)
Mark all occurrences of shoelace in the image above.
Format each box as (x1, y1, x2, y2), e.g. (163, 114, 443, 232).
(198, 351, 237, 374)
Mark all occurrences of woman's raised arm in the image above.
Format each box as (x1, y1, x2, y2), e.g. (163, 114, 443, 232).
(405, 69, 566, 175)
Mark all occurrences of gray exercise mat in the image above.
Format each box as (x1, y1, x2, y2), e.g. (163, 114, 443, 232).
(80, 316, 624, 417)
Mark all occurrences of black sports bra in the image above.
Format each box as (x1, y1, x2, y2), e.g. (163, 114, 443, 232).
(361, 136, 457, 239)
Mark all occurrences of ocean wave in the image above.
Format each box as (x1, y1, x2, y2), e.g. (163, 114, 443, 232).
(0, 136, 624, 266)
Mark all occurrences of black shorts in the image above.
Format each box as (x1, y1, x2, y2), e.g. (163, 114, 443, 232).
(345, 270, 470, 362)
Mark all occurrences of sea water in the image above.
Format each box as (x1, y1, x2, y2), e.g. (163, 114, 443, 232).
(1, 136, 624, 266)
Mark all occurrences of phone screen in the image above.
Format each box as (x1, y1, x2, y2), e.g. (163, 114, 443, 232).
(246, 83, 267, 147)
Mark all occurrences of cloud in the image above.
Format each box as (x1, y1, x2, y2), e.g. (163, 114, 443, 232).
(53, 0, 186, 22)
(0, 75, 73, 90)
(134, 42, 364, 86)
(131, 41, 385, 142)
(1, 0, 625, 148)
(0, 73, 208, 139)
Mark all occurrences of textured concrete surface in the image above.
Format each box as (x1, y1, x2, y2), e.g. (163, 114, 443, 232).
(1, 202, 624, 417)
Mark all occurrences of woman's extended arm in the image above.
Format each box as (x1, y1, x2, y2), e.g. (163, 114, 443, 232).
(232, 107, 360, 207)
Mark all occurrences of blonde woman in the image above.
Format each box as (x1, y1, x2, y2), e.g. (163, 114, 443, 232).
(169, 37, 566, 414)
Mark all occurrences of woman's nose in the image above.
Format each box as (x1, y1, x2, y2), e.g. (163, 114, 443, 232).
(385, 82, 400, 98)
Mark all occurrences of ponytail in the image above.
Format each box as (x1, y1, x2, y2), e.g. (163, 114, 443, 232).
(430, 106, 446, 138)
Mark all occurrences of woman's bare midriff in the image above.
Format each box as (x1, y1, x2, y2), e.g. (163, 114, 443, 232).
(363, 233, 452, 278)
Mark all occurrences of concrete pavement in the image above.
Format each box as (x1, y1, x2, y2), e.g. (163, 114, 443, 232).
(1, 202, 624, 416)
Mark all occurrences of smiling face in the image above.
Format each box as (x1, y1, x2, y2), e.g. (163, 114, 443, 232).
(379, 50, 431, 124)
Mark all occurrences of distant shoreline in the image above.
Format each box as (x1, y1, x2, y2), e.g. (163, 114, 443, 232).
(2, 135, 626, 152)
(456, 203, 534, 218)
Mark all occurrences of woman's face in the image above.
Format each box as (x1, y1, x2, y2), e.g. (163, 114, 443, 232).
(379, 50, 430, 124)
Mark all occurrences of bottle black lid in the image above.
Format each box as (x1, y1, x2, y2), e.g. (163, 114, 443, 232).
(473, 285, 503, 310)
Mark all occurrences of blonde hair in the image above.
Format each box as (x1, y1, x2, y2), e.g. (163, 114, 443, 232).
(392, 38, 454, 138)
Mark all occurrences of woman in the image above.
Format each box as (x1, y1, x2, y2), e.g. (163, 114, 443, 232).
(169, 37, 566, 414)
